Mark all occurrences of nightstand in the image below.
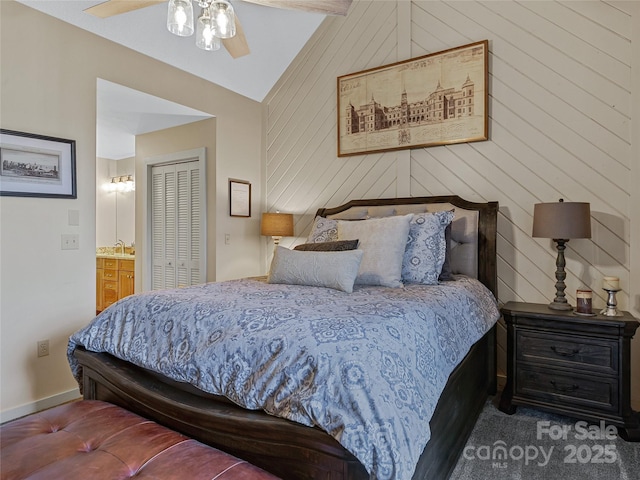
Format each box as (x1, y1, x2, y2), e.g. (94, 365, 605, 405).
(498, 301, 639, 441)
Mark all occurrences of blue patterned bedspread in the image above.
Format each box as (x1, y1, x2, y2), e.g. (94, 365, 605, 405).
(68, 276, 499, 480)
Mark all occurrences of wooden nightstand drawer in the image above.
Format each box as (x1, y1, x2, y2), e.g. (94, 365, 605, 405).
(516, 330, 618, 374)
(516, 366, 618, 414)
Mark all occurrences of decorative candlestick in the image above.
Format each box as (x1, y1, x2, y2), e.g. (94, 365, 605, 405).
(600, 288, 621, 317)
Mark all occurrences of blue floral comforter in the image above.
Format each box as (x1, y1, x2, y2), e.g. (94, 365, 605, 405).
(68, 276, 499, 480)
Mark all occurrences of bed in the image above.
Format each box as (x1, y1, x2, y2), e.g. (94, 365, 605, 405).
(70, 195, 499, 480)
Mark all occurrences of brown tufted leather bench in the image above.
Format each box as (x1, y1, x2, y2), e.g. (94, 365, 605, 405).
(0, 400, 281, 480)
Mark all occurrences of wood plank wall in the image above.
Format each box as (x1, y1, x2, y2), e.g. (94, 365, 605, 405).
(263, 1, 636, 393)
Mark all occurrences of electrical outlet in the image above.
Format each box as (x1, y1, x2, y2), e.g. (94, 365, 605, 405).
(37, 339, 49, 357)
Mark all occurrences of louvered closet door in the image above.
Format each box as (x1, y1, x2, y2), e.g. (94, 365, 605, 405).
(176, 162, 201, 287)
(151, 161, 200, 290)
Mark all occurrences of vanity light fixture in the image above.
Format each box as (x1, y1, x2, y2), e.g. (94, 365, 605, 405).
(107, 175, 135, 193)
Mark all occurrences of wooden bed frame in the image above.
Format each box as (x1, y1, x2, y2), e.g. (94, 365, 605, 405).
(75, 195, 499, 480)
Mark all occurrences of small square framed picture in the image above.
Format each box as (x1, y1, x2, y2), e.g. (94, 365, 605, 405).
(229, 179, 251, 217)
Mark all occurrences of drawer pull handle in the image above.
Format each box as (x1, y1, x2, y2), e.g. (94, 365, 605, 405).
(550, 346, 580, 357)
(550, 380, 579, 393)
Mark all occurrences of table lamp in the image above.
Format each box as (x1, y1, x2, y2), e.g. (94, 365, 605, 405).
(532, 199, 591, 311)
(261, 212, 294, 247)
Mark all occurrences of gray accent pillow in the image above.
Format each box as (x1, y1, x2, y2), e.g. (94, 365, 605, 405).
(338, 214, 413, 288)
(402, 210, 455, 285)
(267, 246, 364, 293)
(294, 240, 359, 251)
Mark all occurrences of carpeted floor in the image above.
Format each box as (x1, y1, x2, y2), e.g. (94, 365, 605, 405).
(450, 397, 640, 479)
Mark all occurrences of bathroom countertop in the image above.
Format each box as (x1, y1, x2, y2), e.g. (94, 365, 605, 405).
(96, 253, 135, 260)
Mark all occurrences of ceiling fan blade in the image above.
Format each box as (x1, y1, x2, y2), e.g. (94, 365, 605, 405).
(243, 0, 352, 16)
(222, 16, 250, 58)
(84, 0, 165, 19)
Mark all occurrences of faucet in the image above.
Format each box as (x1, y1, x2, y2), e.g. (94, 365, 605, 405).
(115, 239, 125, 255)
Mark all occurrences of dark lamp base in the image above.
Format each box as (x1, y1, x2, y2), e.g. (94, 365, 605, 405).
(549, 301, 573, 311)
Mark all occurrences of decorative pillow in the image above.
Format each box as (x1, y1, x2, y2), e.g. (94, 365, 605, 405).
(337, 214, 413, 288)
(307, 216, 338, 243)
(402, 210, 455, 285)
(267, 246, 364, 293)
(294, 239, 359, 252)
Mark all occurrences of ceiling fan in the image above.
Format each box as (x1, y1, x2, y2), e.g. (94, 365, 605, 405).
(84, 0, 352, 59)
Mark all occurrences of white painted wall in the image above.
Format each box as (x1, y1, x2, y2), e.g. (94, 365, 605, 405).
(115, 157, 136, 247)
(263, 0, 640, 407)
(96, 156, 135, 249)
(96, 157, 117, 248)
(0, 1, 262, 421)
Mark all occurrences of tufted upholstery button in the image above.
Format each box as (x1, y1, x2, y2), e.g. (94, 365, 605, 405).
(1, 400, 281, 480)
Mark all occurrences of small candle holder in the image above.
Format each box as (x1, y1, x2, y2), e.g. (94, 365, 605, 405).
(600, 288, 621, 317)
(574, 289, 595, 316)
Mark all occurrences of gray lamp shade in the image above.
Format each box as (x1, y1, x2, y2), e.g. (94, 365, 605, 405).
(532, 201, 591, 239)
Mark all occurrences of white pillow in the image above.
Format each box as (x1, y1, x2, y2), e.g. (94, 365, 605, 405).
(337, 214, 413, 287)
(267, 246, 364, 293)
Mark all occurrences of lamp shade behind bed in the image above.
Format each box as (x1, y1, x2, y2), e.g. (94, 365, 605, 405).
(261, 212, 294, 246)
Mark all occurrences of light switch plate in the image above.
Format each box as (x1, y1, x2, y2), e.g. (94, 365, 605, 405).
(61, 234, 79, 250)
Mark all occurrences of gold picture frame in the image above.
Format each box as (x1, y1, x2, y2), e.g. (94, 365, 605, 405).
(337, 40, 488, 157)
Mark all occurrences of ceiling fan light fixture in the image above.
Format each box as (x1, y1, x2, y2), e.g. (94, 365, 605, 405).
(167, 0, 195, 37)
(211, 1, 236, 39)
(196, 8, 221, 50)
(91, 0, 353, 59)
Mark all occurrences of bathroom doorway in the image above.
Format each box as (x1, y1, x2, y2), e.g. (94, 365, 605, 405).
(95, 79, 213, 304)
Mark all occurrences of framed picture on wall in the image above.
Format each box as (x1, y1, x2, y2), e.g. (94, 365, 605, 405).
(337, 40, 488, 157)
(0, 129, 77, 198)
(229, 178, 251, 217)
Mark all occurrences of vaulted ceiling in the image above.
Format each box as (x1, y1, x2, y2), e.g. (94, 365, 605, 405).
(18, 0, 326, 102)
(17, 1, 329, 159)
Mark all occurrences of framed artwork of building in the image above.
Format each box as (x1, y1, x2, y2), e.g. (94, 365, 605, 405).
(337, 40, 488, 157)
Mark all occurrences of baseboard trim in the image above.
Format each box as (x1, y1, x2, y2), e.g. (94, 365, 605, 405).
(1, 388, 81, 424)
